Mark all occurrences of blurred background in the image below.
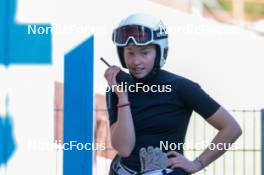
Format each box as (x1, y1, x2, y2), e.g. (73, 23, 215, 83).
(0, 0, 264, 175)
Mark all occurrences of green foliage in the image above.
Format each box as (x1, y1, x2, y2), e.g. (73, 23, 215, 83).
(245, 2, 264, 15)
(218, 0, 232, 11)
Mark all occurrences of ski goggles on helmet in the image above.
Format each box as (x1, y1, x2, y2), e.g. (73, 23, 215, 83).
(112, 25, 168, 46)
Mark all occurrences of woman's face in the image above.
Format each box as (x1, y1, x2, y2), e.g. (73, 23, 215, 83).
(124, 44, 156, 79)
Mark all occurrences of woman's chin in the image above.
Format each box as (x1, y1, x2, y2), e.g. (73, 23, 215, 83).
(132, 73, 146, 79)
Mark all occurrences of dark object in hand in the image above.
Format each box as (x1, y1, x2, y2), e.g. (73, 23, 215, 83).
(100, 57, 134, 85)
(116, 70, 134, 85)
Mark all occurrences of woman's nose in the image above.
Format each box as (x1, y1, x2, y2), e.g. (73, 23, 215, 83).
(132, 56, 141, 65)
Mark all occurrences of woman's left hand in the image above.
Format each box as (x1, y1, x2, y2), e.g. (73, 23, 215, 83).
(167, 151, 202, 174)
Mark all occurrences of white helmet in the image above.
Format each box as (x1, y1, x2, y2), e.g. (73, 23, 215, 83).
(112, 13, 168, 69)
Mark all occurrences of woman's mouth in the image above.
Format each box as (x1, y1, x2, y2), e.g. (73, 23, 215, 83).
(133, 68, 144, 74)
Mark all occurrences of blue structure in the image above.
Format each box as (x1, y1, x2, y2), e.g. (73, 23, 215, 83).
(0, 97, 16, 167)
(64, 36, 94, 175)
(0, 0, 51, 167)
(0, 0, 52, 66)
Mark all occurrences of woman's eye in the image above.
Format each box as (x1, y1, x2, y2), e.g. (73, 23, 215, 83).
(142, 51, 149, 55)
(126, 52, 134, 56)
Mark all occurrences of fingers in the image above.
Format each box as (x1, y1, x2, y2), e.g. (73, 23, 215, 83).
(167, 150, 181, 157)
(111, 68, 120, 85)
(167, 151, 184, 169)
(168, 158, 187, 170)
(171, 163, 182, 169)
(104, 66, 120, 79)
(104, 66, 121, 86)
(167, 157, 180, 167)
(104, 66, 115, 79)
(166, 151, 195, 173)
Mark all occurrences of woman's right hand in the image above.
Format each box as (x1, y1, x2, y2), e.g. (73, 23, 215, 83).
(104, 66, 128, 99)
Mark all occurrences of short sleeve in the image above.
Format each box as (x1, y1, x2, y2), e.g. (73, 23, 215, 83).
(106, 90, 118, 126)
(178, 79, 220, 119)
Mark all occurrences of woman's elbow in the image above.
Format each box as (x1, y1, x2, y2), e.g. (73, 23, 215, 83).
(235, 124, 242, 138)
(117, 148, 133, 158)
(112, 141, 134, 158)
(230, 122, 242, 139)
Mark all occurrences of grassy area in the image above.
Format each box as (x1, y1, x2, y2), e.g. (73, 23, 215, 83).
(218, 0, 232, 11)
(245, 2, 264, 14)
(218, 0, 264, 15)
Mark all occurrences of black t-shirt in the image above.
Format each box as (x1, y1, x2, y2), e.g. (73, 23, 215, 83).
(106, 69, 220, 172)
